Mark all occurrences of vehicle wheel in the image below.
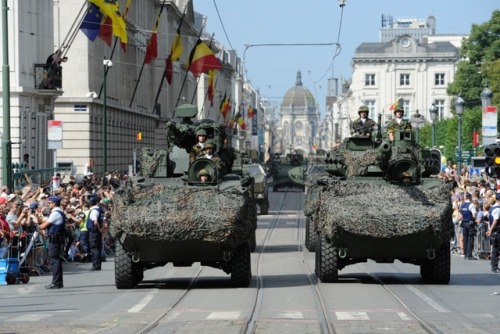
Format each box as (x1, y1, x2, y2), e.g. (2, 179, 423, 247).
(314, 232, 321, 278)
(250, 230, 257, 252)
(20, 273, 30, 284)
(318, 233, 338, 283)
(305, 217, 317, 252)
(6, 273, 17, 285)
(260, 199, 269, 215)
(231, 242, 252, 287)
(427, 243, 451, 284)
(115, 240, 136, 289)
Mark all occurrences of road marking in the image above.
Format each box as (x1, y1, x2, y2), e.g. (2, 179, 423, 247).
(335, 312, 369, 320)
(276, 311, 304, 319)
(8, 313, 52, 322)
(397, 312, 411, 320)
(206, 311, 241, 320)
(405, 285, 449, 312)
(128, 290, 157, 313)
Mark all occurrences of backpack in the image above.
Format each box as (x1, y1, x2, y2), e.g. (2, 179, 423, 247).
(86, 207, 104, 230)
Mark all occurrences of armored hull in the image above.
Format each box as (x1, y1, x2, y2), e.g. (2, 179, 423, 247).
(306, 129, 453, 284)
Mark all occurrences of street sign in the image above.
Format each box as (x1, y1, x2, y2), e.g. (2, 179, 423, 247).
(482, 105, 498, 145)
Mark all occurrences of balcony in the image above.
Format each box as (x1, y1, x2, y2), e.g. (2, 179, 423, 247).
(34, 63, 62, 90)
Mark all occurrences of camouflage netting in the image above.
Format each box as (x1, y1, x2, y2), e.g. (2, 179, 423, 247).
(140, 148, 167, 177)
(111, 182, 257, 247)
(315, 180, 454, 239)
(304, 166, 331, 216)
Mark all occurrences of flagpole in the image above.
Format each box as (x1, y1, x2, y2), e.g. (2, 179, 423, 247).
(129, 2, 166, 108)
(98, 37, 119, 99)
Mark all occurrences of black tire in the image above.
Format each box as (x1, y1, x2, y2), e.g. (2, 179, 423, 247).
(231, 242, 252, 287)
(314, 232, 321, 278)
(305, 217, 317, 252)
(427, 243, 451, 284)
(318, 233, 338, 283)
(260, 199, 269, 215)
(250, 230, 257, 252)
(115, 240, 136, 289)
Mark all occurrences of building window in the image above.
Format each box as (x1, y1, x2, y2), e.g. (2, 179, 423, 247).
(365, 74, 376, 86)
(435, 73, 445, 86)
(364, 100, 377, 119)
(402, 99, 411, 116)
(434, 99, 445, 120)
(400, 74, 410, 86)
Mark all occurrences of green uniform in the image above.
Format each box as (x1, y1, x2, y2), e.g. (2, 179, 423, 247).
(387, 118, 412, 136)
(352, 117, 376, 137)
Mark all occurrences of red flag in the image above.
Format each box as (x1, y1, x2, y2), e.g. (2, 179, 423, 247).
(187, 39, 221, 76)
(98, 16, 113, 46)
(248, 106, 254, 118)
(144, 32, 158, 64)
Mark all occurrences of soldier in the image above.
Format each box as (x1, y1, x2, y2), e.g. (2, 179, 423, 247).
(189, 129, 208, 162)
(198, 140, 224, 175)
(352, 106, 376, 138)
(198, 169, 211, 183)
(387, 107, 412, 141)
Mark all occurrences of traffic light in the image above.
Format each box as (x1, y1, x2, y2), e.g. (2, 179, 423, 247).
(484, 143, 500, 177)
(136, 132, 142, 141)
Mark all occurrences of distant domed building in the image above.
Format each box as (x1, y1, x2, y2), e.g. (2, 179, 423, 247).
(276, 70, 320, 156)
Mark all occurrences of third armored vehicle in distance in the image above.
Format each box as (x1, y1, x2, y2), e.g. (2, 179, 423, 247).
(268, 152, 306, 192)
(305, 116, 453, 284)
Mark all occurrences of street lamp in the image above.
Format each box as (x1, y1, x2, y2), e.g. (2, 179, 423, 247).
(102, 58, 113, 175)
(455, 96, 465, 178)
(481, 83, 493, 107)
(429, 103, 438, 147)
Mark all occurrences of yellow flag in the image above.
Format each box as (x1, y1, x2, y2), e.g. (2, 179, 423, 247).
(90, 0, 127, 44)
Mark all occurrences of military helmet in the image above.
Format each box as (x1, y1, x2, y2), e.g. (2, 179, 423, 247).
(204, 140, 215, 149)
(394, 106, 404, 114)
(358, 105, 369, 114)
(198, 169, 210, 177)
(196, 129, 207, 136)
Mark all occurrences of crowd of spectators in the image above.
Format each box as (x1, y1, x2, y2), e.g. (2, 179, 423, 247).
(444, 162, 500, 270)
(0, 172, 125, 275)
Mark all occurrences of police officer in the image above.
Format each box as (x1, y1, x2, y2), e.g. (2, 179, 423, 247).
(387, 107, 412, 141)
(460, 193, 477, 260)
(88, 197, 104, 271)
(352, 106, 375, 138)
(38, 195, 66, 289)
(189, 129, 207, 162)
(486, 193, 500, 273)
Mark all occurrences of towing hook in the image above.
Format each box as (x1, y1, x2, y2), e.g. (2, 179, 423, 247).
(131, 253, 141, 263)
(223, 250, 232, 261)
(338, 248, 347, 258)
(426, 248, 436, 260)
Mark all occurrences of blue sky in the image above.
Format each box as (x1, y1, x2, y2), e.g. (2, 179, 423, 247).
(193, 0, 497, 116)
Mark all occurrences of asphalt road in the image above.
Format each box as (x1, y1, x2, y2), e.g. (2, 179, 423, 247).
(1, 190, 500, 334)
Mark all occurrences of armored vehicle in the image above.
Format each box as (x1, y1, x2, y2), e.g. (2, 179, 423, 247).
(305, 117, 453, 284)
(232, 150, 270, 215)
(268, 152, 306, 192)
(111, 104, 257, 289)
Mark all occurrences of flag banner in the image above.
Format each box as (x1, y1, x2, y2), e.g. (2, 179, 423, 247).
(120, 0, 132, 51)
(236, 113, 246, 130)
(144, 32, 158, 64)
(187, 39, 222, 76)
(251, 108, 258, 135)
(99, 16, 113, 46)
(80, 3, 103, 41)
(389, 97, 403, 110)
(90, 0, 128, 44)
(248, 106, 254, 118)
(166, 32, 182, 85)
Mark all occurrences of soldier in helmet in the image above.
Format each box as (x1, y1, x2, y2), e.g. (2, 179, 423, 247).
(352, 105, 376, 138)
(198, 169, 211, 183)
(198, 140, 224, 174)
(387, 106, 412, 141)
(189, 129, 208, 162)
